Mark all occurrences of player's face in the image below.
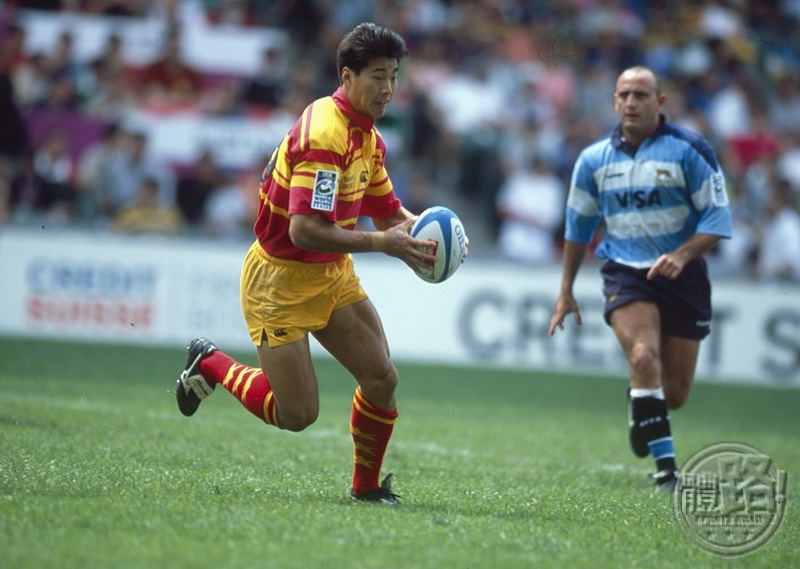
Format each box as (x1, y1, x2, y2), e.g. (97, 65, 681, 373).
(613, 70, 665, 146)
(342, 58, 399, 119)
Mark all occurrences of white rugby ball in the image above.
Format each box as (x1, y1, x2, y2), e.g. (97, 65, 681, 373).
(409, 206, 467, 284)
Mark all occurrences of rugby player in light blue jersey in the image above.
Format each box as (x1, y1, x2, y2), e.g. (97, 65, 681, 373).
(548, 66, 732, 491)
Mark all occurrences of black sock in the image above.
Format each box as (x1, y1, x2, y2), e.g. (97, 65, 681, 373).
(629, 395, 677, 471)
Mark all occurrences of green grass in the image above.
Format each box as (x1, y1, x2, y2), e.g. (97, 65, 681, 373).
(1, 337, 798, 569)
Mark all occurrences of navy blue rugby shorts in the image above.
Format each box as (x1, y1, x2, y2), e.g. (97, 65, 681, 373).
(600, 259, 712, 340)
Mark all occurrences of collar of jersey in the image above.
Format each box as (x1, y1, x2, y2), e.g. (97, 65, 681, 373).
(332, 87, 376, 131)
(612, 113, 667, 153)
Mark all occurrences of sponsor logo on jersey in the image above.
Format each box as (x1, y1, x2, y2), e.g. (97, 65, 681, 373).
(339, 172, 355, 190)
(311, 170, 337, 211)
(614, 189, 663, 208)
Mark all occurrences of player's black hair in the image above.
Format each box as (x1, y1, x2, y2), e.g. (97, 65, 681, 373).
(336, 22, 408, 77)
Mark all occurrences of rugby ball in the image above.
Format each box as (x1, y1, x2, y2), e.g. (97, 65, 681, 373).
(409, 206, 467, 283)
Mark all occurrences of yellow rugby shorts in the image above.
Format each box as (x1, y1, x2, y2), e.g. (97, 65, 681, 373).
(240, 241, 368, 347)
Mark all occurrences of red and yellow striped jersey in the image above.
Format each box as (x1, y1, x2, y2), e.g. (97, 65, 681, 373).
(254, 87, 401, 262)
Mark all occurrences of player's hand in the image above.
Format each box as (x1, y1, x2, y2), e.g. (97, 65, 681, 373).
(548, 293, 582, 336)
(646, 252, 688, 280)
(383, 218, 437, 268)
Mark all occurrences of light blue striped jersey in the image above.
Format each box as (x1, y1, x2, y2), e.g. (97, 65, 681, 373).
(565, 116, 732, 268)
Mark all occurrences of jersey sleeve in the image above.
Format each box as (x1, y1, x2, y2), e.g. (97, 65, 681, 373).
(285, 105, 345, 224)
(686, 141, 733, 238)
(287, 148, 343, 223)
(564, 152, 602, 243)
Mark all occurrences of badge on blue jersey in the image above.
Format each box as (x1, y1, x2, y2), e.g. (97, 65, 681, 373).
(710, 172, 728, 207)
(311, 169, 337, 211)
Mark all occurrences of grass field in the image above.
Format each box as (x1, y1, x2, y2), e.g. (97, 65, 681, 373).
(1, 337, 797, 569)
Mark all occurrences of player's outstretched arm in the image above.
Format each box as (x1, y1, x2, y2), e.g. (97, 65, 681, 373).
(288, 211, 436, 268)
(548, 240, 588, 335)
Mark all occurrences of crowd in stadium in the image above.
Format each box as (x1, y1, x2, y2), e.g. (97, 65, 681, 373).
(0, 0, 799, 281)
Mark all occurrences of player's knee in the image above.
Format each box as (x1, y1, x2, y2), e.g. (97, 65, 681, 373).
(276, 405, 319, 432)
(664, 385, 689, 410)
(629, 342, 659, 377)
(358, 365, 398, 403)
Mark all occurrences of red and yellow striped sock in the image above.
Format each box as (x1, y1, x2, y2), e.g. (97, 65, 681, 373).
(350, 387, 398, 494)
(199, 351, 278, 426)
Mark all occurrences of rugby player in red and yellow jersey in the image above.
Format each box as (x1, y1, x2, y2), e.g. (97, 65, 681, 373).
(173, 23, 460, 504)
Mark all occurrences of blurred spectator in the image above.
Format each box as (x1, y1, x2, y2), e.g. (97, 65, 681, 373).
(33, 71, 79, 111)
(398, 169, 433, 216)
(99, 130, 175, 217)
(136, 29, 201, 109)
(575, 0, 644, 71)
(0, 23, 27, 75)
(18, 0, 60, 10)
(707, 68, 752, 141)
(776, 129, 800, 190)
(76, 26, 134, 119)
(206, 0, 255, 27)
(33, 61, 80, 112)
(12, 51, 49, 108)
(31, 127, 77, 223)
(495, 155, 564, 264)
(742, 152, 783, 218)
(726, 109, 781, 178)
(0, 156, 11, 225)
(405, 87, 444, 179)
(111, 175, 185, 235)
(82, 61, 139, 119)
(714, 179, 758, 277)
(498, 117, 564, 179)
(573, 62, 623, 131)
(203, 176, 251, 240)
(41, 30, 79, 80)
(83, 0, 148, 17)
(755, 181, 800, 281)
(10, 151, 42, 220)
(641, 13, 681, 76)
(75, 122, 128, 220)
(240, 45, 288, 111)
(768, 76, 800, 134)
(202, 154, 261, 240)
(0, 22, 28, 155)
(0, 69, 27, 159)
(247, 0, 324, 47)
(698, 0, 744, 42)
(176, 149, 223, 226)
(90, 32, 128, 87)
